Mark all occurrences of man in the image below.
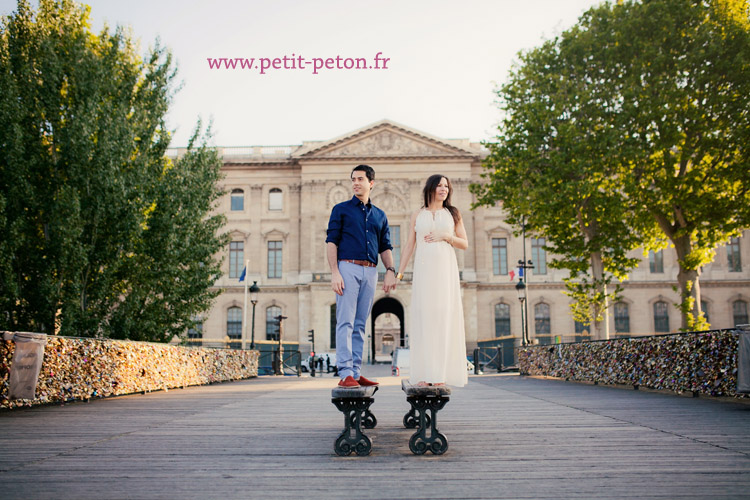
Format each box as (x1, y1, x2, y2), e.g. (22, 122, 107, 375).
(326, 165, 397, 388)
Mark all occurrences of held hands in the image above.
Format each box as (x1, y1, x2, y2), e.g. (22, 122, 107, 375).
(383, 271, 397, 293)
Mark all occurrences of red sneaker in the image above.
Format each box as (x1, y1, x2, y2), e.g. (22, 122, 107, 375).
(338, 376, 360, 388)
(356, 375, 379, 387)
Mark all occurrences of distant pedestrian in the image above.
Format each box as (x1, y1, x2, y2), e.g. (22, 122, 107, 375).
(326, 355, 331, 372)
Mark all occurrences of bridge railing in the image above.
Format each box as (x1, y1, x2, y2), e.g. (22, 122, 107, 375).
(257, 349, 301, 376)
(473, 347, 504, 374)
(1, 333, 260, 409)
(517, 328, 748, 398)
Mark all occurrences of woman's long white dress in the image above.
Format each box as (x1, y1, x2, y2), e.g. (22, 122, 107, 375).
(409, 208, 468, 387)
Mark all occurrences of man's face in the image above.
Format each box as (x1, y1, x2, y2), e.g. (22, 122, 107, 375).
(351, 170, 374, 199)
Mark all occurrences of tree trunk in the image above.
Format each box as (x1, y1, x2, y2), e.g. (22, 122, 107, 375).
(579, 202, 610, 341)
(673, 234, 702, 331)
(590, 250, 610, 340)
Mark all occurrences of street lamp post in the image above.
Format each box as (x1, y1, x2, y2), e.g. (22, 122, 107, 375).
(517, 215, 534, 346)
(249, 281, 259, 349)
(516, 279, 528, 346)
(274, 314, 287, 375)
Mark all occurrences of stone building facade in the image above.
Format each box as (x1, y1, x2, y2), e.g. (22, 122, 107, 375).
(180, 120, 750, 359)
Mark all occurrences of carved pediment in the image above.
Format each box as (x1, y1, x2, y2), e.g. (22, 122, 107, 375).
(262, 229, 289, 241)
(377, 179, 409, 197)
(485, 225, 513, 237)
(228, 229, 250, 239)
(327, 185, 351, 208)
(296, 120, 480, 159)
(327, 185, 408, 214)
(370, 192, 407, 214)
(323, 130, 448, 157)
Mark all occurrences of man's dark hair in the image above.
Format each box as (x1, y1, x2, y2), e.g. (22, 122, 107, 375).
(351, 164, 375, 182)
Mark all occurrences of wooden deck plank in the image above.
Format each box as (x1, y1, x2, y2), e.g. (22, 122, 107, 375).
(1, 367, 749, 499)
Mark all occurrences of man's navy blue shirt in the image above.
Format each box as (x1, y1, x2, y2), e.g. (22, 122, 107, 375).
(326, 196, 392, 265)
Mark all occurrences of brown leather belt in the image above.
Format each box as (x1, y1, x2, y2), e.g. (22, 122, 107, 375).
(339, 259, 376, 268)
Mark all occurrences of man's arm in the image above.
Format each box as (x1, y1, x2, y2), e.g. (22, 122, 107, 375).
(327, 242, 344, 296)
(377, 213, 396, 292)
(326, 205, 344, 296)
(380, 249, 397, 292)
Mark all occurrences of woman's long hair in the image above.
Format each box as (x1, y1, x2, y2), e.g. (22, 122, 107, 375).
(422, 174, 460, 224)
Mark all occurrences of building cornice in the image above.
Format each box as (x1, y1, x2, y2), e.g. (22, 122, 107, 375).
(214, 286, 298, 294)
(475, 279, 750, 292)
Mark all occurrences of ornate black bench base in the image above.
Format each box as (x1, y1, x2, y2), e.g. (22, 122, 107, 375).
(331, 386, 378, 456)
(401, 380, 451, 455)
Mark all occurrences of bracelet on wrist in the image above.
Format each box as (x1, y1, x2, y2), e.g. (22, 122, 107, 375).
(396, 272, 403, 280)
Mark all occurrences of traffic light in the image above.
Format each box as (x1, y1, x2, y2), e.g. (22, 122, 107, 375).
(308, 329, 316, 377)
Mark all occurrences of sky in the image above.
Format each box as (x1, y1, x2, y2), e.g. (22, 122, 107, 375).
(1, 0, 605, 147)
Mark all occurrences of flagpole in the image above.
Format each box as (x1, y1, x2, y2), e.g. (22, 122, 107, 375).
(241, 260, 249, 350)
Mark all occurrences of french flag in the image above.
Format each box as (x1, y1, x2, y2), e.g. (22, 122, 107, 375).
(509, 267, 523, 281)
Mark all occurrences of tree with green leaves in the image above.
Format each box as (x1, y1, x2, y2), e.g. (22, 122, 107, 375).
(0, 0, 228, 341)
(473, 0, 750, 333)
(470, 56, 651, 339)
(104, 130, 229, 343)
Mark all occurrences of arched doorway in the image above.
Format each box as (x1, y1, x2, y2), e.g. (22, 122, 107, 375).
(370, 297, 404, 364)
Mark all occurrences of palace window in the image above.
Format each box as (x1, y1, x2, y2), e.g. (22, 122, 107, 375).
(230, 189, 244, 211)
(649, 250, 664, 273)
(492, 238, 508, 275)
(614, 302, 630, 333)
(653, 301, 670, 333)
(187, 317, 203, 339)
(393, 226, 401, 269)
(377, 226, 401, 273)
(227, 307, 242, 339)
(733, 300, 748, 326)
(574, 320, 588, 335)
(494, 303, 511, 337)
(266, 305, 281, 341)
(531, 238, 547, 275)
(727, 237, 742, 272)
(700, 300, 709, 325)
(268, 241, 282, 278)
(534, 303, 551, 334)
(269, 188, 283, 211)
(573, 317, 591, 342)
(229, 241, 244, 279)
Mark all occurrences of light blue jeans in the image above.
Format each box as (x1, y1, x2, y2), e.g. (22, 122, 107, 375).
(335, 261, 377, 380)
